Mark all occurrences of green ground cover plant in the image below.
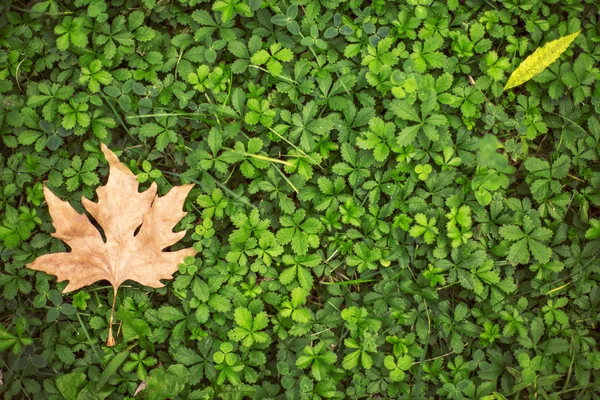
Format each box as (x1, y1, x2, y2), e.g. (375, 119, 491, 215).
(1, 0, 600, 399)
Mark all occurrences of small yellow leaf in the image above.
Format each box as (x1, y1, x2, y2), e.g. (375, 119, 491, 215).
(504, 30, 580, 91)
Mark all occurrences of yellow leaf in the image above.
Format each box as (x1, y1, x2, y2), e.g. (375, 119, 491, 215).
(504, 30, 580, 91)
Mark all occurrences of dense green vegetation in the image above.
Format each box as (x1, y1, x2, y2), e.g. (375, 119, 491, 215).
(1, 0, 600, 399)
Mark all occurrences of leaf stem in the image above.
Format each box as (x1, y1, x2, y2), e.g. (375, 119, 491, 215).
(0, 362, 32, 400)
(273, 164, 299, 194)
(204, 92, 223, 132)
(549, 111, 589, 137)
(267, 126, 323, 169)
(107, 288, 118, 347)
(88, 284, 132, 292)
(100, 92, 134, 140)
(162, 170, 257, 209)
(228, 149, 294, 166)
(76, 312, 103, 367)
(249, 65, 299, 84)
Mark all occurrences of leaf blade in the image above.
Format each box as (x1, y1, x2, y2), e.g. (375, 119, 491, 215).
(504, 30, 580, 90)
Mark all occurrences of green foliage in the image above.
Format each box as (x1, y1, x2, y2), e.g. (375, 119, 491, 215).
(1, 0, 600, 399)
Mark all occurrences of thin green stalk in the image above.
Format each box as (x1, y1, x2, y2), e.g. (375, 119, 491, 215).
(273, 164, 299, 194)
(249, 65, 299, 84)
(100, 92, 135, 140)
(225, 147, 293, 166)
(162, 170, 257, 209)
(204, 93, 223, 132)
(549, 111, 589, 137)
(321, 278, 376, 285)
(0, 362, 32, 400)
(267, 126, 323, 170)
(76, 312, 103, 367)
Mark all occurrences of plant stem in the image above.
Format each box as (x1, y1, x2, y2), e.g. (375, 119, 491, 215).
(226, 148, 293, 166)
(106, 288, 118, 347)
(100, 92, 134, 139)
(76, 312, 103, 366)
(273, 164, 299, 194)
(249, 65, 299, 84)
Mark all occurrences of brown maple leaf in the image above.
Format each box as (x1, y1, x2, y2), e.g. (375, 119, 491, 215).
(27, 143, 196, 345)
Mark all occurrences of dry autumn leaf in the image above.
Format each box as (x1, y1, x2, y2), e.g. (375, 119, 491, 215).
(27, 143, 196, 345)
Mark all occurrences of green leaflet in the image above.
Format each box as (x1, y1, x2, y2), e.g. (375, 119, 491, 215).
(504, 30, 580, 90)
